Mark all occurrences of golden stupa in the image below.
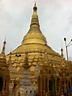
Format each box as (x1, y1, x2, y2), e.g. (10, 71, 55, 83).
(7, 3, 61, 62)
(0, 40, 9, 96)
(6, 3, 72, 96)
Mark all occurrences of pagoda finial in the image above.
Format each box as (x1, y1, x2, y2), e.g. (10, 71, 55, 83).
(61, 48, 63, 57)
(29, 2, 39, 30)
(33, 2, 37, 12)
(61, 44, 63, 57)
(1, 38, 6, 54)
(22, 3, 47, 45)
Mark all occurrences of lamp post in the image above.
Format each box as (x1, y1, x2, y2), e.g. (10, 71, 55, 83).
(64, 38, 72, 61)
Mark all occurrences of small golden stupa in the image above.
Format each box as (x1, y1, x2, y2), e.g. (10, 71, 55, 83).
(0, 40, 9, 96)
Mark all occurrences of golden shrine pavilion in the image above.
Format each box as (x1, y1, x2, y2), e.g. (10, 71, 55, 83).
(0, 41, 9, 96)
(0, 3, 72, 96)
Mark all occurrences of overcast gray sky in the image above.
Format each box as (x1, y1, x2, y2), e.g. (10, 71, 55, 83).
(0, 0, 72, 60)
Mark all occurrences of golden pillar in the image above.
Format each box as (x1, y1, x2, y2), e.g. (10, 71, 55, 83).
(47, 77, 50, 96)
(46, 76, 48, 91)
(43, 75, 46, 96)
(2, 78, 6, 91)
(64, 80, 67, 93)
(6, 78, 9, 95)
(57, 78, 61, 94)
(55, 78, 57, 93)
(2, 77, 6, 95)
(38, 75, 40, 96)
(41, 76, 43, 96)
(38, 75, 42, 96)
(44, 75, 46, 91)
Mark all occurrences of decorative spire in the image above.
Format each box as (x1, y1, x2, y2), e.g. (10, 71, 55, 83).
(1, 39, 6, 54)
(22, 3, 47, 45)
(33, 2, 37, 12)
(30, 2, 40, 31)
(61, 48, 63, 57)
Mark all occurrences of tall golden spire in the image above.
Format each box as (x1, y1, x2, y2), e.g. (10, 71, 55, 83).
(22, 3, 47, 45)
(1, 39, 6, 54)
(30, 2, 40, 31)
(33, 2, 37, 12)
(0, 39, 6, 60)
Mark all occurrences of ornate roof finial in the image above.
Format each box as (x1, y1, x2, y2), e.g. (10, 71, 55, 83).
(1, 38, 6, 54)
(61, 48, 63, 57)
(33, 2, 37, 12)
(61, 44, 63, 57)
